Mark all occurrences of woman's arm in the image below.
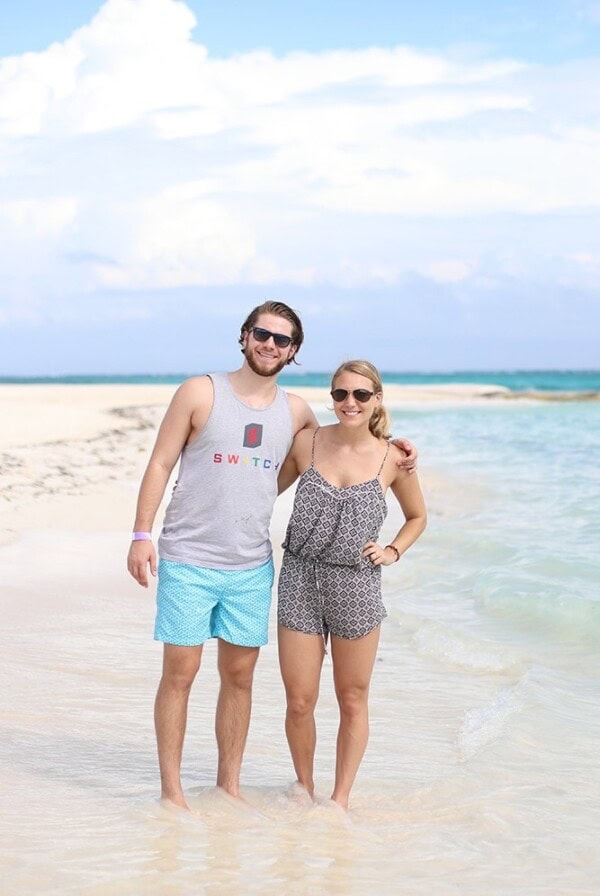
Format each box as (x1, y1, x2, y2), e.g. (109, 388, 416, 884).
(363, 467, 427, 566)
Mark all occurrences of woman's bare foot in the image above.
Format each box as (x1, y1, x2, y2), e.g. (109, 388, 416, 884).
(160, 792, 190, 811)
(286, 781, 314, 805)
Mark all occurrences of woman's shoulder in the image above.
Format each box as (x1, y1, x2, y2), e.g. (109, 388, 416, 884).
(381, 439, 409, 483)
(386, 439, 407, 461)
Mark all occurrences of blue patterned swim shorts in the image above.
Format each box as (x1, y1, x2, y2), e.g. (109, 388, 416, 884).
(155, 557, 274, 647)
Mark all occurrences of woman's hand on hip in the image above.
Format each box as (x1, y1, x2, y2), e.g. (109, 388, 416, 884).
(362, 541, 399, 567)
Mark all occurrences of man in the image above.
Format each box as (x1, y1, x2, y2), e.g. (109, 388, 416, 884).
(127, 301, 416, 810)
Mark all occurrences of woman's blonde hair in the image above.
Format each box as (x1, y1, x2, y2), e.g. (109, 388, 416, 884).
(331, 360, 391, 439)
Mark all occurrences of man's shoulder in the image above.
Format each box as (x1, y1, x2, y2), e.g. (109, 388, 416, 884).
(284, 390, 318, 433)
(180, 374, 213, 390)
(283, 390, 311, 410)
(173, 375, 214, 409)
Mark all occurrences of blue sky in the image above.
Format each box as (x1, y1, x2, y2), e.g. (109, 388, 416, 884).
(0, 0, 599, 374)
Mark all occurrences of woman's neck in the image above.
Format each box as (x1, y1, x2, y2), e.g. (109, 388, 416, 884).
(329, 422, 376, 447)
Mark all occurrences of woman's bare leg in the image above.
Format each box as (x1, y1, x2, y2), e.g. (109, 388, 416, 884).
(330, 626, 380, 811)
(278, 625, 325, 796)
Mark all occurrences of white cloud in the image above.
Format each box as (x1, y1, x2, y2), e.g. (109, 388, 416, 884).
(0, 3, 526, 141)
(0, 0, 599, 323)
(425, 260, 474, 284)
(567, 252, 597, 267)
(0, 0, 202, 136)
(95, 181, 256, 288)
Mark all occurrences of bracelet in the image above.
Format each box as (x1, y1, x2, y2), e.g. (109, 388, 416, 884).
(132, 532, 152, 541)
(385, 544, 400, 562)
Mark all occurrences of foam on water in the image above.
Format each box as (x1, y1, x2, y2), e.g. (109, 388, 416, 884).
(458, 681, 527, 760)
(412, 621, 525, 674)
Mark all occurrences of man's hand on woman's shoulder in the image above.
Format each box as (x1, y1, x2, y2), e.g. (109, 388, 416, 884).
(390, 438, 418, 473)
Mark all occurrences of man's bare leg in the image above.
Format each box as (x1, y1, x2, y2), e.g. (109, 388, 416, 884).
(154, 643, 203, 809)
(330, 626, 380, 811)
(215, 640, 260, 798)
(278, 625, 325, 798)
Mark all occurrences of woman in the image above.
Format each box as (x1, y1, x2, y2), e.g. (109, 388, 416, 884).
(277, 360, 427, 811)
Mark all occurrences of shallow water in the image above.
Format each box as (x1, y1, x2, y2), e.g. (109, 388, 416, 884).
(1, 402, 599, 894)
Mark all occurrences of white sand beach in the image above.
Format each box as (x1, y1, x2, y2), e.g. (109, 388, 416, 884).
(0, 381, 508, 542)
(0, 380, 514, 449)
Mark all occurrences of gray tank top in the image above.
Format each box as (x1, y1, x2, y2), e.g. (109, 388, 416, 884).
(282, 429, 389, 567)
(158, 372, 294, 570)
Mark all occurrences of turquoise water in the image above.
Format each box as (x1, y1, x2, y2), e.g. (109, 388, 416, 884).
(391, 401, 600, 646)
(372, 400, 600, 890)
(2, 370, 600, 392)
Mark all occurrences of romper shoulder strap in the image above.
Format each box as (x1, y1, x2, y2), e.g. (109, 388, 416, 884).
(376, 439, 391, 477)
(310, 427, 320, 467)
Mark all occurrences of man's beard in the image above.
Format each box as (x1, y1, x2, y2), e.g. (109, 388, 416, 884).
(244, 345, 290, 378)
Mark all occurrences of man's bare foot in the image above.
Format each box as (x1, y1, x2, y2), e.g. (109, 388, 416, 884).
(214, 787, 268, 819)
(215, 785, 242, 803)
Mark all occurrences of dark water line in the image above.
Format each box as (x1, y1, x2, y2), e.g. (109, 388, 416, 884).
(2, 370, 600, 392)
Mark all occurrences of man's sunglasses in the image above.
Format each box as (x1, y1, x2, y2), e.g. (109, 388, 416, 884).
(330, 388, 375, 403)
(250, 327, 293, 348)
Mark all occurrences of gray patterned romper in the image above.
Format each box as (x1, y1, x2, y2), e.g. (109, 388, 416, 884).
(278, 429, 390, 640)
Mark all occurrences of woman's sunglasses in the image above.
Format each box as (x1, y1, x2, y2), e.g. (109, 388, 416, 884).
(330, 388, 375, 403)
(250, 327, 293, 348)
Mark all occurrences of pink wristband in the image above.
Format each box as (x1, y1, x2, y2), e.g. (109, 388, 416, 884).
(132, 532, 152, 541)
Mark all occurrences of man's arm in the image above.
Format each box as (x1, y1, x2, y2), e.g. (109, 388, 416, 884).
(278, 424, 317, 494)
(286, 392, 319, 436)
(277, 449, 300, 495)
(127, 377, 212, 587)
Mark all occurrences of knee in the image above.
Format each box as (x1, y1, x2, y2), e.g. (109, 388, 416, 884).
(162, 669, 198, 692)
(220, 662, 255, 692)
(286, 692, 317, 721)
(161, 659, 200, 693)
(218, 645, 259, 692)
(227, 670, 254, 691)
(336, 686, 368, 720)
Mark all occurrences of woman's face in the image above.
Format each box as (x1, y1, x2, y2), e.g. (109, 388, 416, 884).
(330, 371, 381, 427)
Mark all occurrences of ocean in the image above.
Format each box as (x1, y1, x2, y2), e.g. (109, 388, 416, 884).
(2, 369, 600, 393)
(1, 375, 598, 894)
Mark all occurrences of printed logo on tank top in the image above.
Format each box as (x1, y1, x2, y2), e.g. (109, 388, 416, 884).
(243, 423, 263, 448)
(212, 417, 283, 472)
(212, 422, 278, 471)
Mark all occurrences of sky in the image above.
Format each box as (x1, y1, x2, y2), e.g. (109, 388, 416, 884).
(0, 0, 599, 375)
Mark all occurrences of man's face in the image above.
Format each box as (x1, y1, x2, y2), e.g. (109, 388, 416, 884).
(242, 313, 296, 377)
